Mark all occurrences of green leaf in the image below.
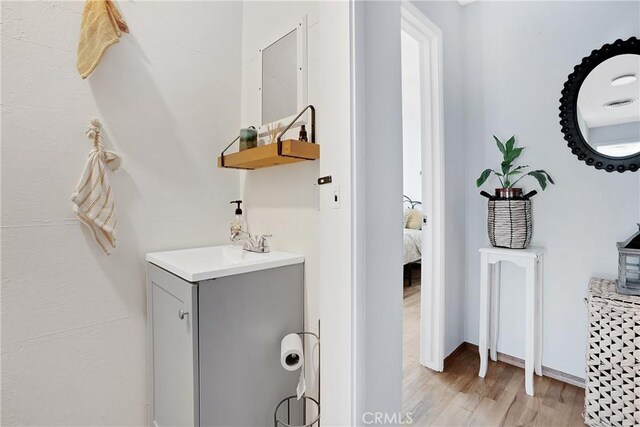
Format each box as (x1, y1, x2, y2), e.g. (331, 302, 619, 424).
(504, 147, 524, 163)
(506, 165, 528, 176)
(501, 160, 511, 176)
(476, 168, 493, 187)
(528, 171, 547, 190)
(534, 170, 555, 185)
(493, 135, 506, 156)
(505, 136, 516, 152)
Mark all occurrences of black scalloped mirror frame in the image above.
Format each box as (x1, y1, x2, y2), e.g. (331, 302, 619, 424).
(559, 36, 640, 173)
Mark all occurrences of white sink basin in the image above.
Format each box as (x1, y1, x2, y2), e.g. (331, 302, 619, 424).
(146, 245, 304, 282)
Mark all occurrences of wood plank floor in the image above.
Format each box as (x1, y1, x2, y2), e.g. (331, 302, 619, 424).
(402, 276, 586, 426)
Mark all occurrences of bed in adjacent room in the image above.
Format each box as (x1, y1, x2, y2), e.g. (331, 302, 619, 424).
(403, 196, 423, 285)
(404, 228, 422, 265)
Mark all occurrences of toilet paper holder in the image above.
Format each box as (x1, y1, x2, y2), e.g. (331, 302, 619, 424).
(274, 322, 321, 427)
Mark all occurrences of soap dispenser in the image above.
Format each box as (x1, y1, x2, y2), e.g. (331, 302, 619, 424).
(230, 200, 246, 240)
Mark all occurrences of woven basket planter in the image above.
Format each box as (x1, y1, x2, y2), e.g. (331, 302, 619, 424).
(487, 198, 532, 249)
(585, 278, 640, 427)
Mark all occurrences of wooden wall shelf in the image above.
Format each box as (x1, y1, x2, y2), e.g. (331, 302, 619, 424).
(217, 139, 319, 170)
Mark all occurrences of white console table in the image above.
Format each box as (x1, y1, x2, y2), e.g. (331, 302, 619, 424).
(478, 246, 546, 396)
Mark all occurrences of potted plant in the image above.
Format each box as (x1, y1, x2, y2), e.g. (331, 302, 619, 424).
(476, 135, 554, 249)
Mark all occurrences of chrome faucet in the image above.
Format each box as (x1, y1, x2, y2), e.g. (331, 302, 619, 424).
(230, 230, 272, 253)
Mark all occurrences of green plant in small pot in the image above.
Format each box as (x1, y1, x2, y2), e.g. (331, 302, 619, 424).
(477, 135, 554, 199)
(476, 135, 555, 249)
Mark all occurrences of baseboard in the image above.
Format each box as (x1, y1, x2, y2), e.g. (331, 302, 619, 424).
(450, 342, 585, 389)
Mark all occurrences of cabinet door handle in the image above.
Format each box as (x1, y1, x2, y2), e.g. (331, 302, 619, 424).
(178, 309, 188, 320)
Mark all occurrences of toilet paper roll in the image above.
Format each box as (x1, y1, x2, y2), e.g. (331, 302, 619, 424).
(280, 333, 304, 371)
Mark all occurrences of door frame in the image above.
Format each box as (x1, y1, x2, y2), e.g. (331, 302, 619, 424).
(401, 1, 446, 372)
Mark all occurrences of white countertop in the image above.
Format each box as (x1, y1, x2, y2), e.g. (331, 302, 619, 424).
(146, 245, 304, 282)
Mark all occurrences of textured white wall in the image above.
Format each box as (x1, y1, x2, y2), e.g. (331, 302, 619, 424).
(462, 1, 640, 379)
(1, 2, 243, 425)
(238, 2, 354, 424)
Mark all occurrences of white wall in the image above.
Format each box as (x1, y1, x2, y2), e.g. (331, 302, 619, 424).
(1, 2, 243, 424)
(401, 31, 422, 203)
(238, 2, 354, 424)
(360, 1, 405, 419)
(462, 1, 640, 379)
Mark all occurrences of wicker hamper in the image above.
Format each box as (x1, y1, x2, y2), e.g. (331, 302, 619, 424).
(585, 278, 640, 426)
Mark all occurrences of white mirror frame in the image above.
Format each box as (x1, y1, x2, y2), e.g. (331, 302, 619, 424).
(258, 15, 308, 136)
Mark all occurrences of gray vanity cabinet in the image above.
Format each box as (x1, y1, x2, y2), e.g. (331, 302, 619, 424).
(146, 262, 303, 427)
(147, 264, 199, 427)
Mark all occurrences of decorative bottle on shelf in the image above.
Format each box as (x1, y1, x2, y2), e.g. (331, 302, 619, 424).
(298, 125, 308, 142)
(239, 127, 257, 151)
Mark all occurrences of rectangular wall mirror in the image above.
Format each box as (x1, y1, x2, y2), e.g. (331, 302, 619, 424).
(260, 16, 308, 133)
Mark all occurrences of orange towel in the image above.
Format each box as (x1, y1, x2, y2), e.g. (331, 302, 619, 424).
(77, 0, 128, 79)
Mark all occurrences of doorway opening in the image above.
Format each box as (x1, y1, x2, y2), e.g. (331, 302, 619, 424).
(401, 24, 425, 385)
(400, 1, 446, 405)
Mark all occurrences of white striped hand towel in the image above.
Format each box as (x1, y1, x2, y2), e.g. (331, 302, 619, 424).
(71, 119, 122, 254)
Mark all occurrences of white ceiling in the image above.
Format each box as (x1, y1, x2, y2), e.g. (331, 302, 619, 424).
(578, 54, 640, 128)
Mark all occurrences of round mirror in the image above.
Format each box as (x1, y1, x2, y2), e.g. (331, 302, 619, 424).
(577, 54, 640, 157)
(560, 37, 640, 172)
